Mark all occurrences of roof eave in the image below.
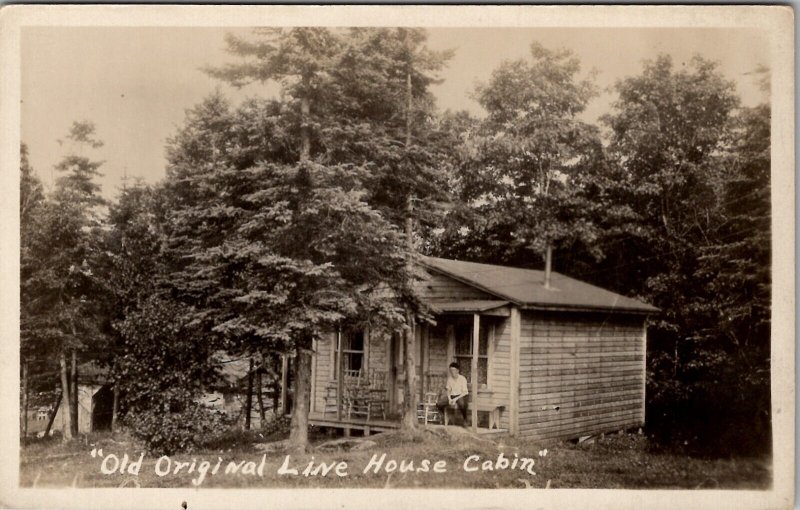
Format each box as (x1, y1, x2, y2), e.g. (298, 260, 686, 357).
(521, 303, 659, 315)
(418, 259, 524, 307)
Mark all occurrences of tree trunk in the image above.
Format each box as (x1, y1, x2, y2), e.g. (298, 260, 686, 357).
(300, 97, 310, 161)
(400, 196, 418, 431)
(59, 351, 72, 441)
(288, 344, 312, 452)
(20, 361, 28, 439)
(44, 391, 62, 438)
(256, 368, 266, 429)
(70, 350, 78, 437)
(244, 357, 254, 431)
(111, 359, 120, 433)
(111, 382, 120, 433)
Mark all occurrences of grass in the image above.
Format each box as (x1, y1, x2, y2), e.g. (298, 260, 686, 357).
(19, 427, 771, 489)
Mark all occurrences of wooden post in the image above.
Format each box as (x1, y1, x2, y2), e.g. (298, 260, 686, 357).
(280, 355, 289, 416)
(471, 314, 479, 432)
(509, 308, 521, 436)
(336, 328, 343, 421)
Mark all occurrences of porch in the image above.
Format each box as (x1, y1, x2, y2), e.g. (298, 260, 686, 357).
(308, 301, 513, 435)
(308, 411, 508, 437)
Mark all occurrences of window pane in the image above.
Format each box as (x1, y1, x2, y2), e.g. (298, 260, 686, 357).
(345, 352, 363, 372)
(455, 355, 471, 383)
(455, 324, 471, 355)
(344, 330, 364, 351)
(478, 358, 488, 385)
(479, 324, 489, 355)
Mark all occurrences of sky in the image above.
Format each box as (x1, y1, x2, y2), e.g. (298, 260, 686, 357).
(21, 27, 770, 200)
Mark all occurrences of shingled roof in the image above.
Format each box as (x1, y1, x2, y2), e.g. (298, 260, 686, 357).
(420, 256, 658, 314)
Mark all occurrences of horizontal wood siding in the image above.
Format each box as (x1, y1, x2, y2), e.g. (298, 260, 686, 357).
(313, 332, 335, 413)
(518, 312, 646, 440)
(489, 317, 511, 429)
(427, 324, 449, 377)
(418, 270, 494, 302)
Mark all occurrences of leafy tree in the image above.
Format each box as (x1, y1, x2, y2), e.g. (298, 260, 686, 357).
(97, 180, 168, 431)
(436, 42, 603, 271)
(20, 143, 46, 437)
(115, 295, 224, 454)
(600, 55, 751, 454)
(690, 103, 771, 453)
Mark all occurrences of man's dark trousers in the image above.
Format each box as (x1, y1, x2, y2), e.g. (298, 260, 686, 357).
(436, 394, 469, 425)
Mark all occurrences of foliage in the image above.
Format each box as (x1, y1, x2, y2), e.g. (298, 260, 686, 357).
(433, 42, 604, 267)
(20, 123, 108, 368)
(116, 295, 222, 454)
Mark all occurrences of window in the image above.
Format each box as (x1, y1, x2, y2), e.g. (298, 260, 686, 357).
(453, 321, 489, 387)
(333, 329, 365, 379)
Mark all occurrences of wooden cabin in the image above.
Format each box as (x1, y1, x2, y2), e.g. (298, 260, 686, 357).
(308, 256, 658, 440)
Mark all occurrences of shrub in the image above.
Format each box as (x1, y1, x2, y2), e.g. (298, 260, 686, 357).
(125, 403, 225, 455)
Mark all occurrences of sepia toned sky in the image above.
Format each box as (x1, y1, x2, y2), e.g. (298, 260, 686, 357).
(21, 27, 770, 199)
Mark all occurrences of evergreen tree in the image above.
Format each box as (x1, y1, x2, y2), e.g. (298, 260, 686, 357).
(21, 121, 107, 440)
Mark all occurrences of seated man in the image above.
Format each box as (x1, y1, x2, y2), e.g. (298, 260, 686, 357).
(436, 362, 469, 427)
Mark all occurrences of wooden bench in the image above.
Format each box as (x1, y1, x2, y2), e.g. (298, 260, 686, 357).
(443, 401, 505, 429)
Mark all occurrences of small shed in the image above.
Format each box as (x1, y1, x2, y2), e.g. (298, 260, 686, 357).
(308, 256, 657, 440)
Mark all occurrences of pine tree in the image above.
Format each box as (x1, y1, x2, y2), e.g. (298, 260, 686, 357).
(21, 121, 107, 440)
(165, 28, 421, 450)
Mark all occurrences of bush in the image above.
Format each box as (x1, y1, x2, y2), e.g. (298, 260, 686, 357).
(125, 403, 225, 455)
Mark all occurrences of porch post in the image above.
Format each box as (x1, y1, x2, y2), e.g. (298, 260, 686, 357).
(471, 313, 480, 433)
(336, 328, 344, 421)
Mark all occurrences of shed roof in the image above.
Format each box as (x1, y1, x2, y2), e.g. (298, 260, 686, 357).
(420, 256, 658, 314)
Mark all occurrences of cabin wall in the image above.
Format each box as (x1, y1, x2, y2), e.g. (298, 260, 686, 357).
(312, 332, 335, 413)
(517, 311, 646, 440)
(490, 317, 512, 430)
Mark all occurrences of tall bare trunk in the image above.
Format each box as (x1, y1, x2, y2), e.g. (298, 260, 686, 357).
(399, 40, 418, 431)
(289, 344, 312, 452)
(20, 361, 28, 439)
(300, 97, 310, 162)
(244, 358, 254, 430)
(111, 382, 120, 433)
(111, 359, 119, 433)
(70, 350, 78, 437)
(400, 196, 418, 430)
(59, 351, 72, 441)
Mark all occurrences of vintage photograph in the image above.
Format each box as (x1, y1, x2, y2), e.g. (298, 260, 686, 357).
(3, 5, 793, 509)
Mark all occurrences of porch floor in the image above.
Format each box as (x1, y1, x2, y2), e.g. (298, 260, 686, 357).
(308, 412, 507, 436)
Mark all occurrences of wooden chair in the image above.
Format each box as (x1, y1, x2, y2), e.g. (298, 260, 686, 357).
(366, 369, 388, 421)
(324, 369, 362, 416)
(346, 386, 368, 420)
(323, 384, 340, 415)
(417, 391, 441, 425)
